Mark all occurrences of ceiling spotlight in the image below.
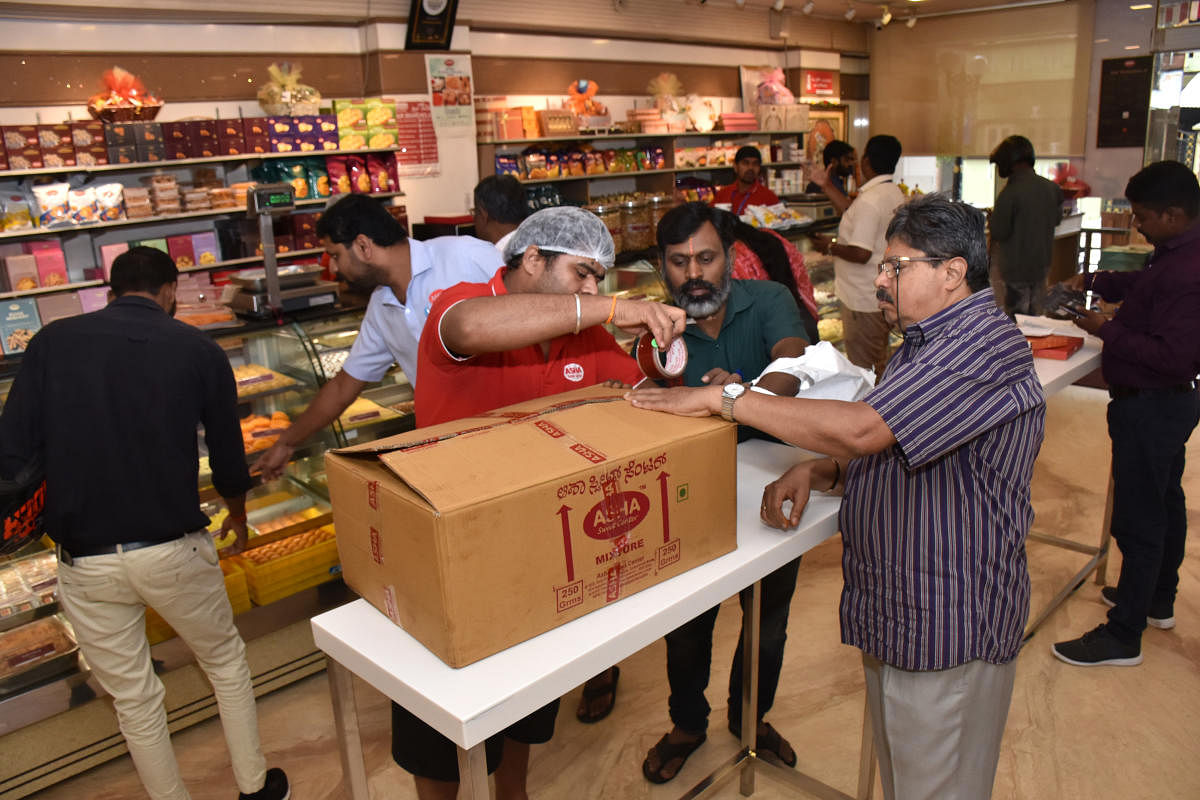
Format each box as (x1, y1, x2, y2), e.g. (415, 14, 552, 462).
(880, 6, 892, 24)
(845, 5, 857, 20)
(773, 0, 786, 10)
(736, 0, 746, 6)
(906, 14, 916, 27)
(802, 0, 815, 12)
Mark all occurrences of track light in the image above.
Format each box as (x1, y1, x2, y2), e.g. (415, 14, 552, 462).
(906, 14, 916, 27)
(802, 0, 815, 12)
(844, 5, 857, 20)
(880, 6, 892, 24)
(773, 0, 786, 10)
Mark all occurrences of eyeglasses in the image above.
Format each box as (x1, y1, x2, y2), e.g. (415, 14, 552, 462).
(875, 257, 947, 279)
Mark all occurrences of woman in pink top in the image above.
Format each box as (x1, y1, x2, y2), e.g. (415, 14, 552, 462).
(729, 219, 820, 343)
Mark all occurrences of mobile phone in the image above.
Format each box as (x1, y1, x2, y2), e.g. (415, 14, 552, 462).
(1058, 304, 1086, 318)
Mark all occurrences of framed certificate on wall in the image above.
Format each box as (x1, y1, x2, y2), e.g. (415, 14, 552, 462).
(405, 0, 459, 51)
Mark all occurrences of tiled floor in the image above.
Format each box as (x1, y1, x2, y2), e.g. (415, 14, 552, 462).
(28, 385, 1200, 799)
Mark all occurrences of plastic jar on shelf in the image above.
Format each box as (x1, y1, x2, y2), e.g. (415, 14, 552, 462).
(621, 198, 654, 252)
(646, 193, 671, 235)
(586, 202, 623, 254)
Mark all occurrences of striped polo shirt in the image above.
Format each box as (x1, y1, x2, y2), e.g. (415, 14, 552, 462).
(839, 290, 1046, 670)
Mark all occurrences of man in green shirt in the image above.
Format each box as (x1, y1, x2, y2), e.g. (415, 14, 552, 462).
(989, 135, 1064, 316)
(641, 202, 813, 784)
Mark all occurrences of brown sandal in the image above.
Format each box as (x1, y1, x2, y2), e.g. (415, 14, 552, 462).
(575, 666, 619, 724)
(729, 721, 796, 768)
(642, 730, 707, 784)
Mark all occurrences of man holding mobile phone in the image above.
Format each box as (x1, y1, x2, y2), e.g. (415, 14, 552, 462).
(1052, 161, 1200, 667)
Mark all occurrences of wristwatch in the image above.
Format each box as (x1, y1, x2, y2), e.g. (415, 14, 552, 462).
(720, 383, 746, 422)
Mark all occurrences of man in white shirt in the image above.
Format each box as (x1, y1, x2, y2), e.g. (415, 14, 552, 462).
(258, 194, 501, 479)
(810, 135, 906, 381)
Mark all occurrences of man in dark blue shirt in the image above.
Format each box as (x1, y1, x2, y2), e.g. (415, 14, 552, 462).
(0, 247, 287, 800)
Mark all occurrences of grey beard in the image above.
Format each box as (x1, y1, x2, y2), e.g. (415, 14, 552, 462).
(671, 274, 732, 319)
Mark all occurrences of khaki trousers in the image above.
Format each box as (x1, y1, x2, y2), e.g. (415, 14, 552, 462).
(862, 652, 1017, 800)
(57, 531, 266, 800)
(840, 303, 893, 383)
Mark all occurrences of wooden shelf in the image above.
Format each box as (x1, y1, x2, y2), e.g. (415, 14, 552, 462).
(0, 193, 402, 242)
(481, 130, 808, 147)
(0, 147, 408, 180)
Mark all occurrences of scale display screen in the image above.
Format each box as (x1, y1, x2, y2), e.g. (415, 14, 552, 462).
(250, 185, 296, 213)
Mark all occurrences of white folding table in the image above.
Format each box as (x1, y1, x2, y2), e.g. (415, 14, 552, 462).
(311, 439, 868, 800)
(311, 321, 1106, 799)
(1016, 317, 1111, 639)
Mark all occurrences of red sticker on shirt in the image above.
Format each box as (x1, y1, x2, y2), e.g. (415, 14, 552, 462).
(563, 362, 584, 382)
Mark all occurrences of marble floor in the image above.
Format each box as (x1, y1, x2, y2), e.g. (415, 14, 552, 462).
(28, 385, 1200, 800)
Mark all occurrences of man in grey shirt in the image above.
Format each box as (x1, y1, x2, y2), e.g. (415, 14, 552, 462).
(989, 135, 1064, 316)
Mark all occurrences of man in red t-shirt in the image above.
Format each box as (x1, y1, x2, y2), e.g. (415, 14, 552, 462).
(714, 145, 781, 214)
(399, 206, 686, 800)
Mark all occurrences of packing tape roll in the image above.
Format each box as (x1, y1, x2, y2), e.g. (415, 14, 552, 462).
(636, 336, 688, 380)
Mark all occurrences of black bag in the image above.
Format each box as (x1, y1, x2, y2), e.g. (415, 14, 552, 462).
(1, 455, 46, 557)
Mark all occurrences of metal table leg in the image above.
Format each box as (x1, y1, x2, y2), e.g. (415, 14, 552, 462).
(456, 742, 489, 800)
(739, 579, 760, 797)
(1023, 466, 1115, 641)
(679, 579, 864, 800)
(327, 657, 370, 800)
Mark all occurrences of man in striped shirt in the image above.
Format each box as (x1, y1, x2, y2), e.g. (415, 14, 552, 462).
(630, 194, 1046, 799)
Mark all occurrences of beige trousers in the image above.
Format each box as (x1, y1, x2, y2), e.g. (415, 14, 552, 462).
(840, 303, 893, 383)
(57, 531, 266, 800)
(862, 652, 1017, 800)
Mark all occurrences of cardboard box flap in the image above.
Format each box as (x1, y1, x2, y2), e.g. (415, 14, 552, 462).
(350, 386, 729, 513)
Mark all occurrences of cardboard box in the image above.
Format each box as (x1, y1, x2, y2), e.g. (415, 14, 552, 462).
(33, 248, 68, 287)
(77, 286, 110, 313)
(326, 385, 737, 667)
(36, 292, 83, 325)
(1, 299, 41, 355)
(191, 232, 220, 266)
(132, 238, 168, 254)
(4, 254, 39, 292)
(99, 243, 129, 280)
(107, 145, 137, 164)
(167, 234, 197, 268)
(103, 122, 136, 147)
(135, 140, 165, 162)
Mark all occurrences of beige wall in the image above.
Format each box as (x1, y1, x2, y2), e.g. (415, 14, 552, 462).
(869, 0, 1095, 157)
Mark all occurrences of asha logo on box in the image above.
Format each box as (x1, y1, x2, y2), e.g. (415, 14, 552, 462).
(555, 580, 584, 613)
(534, 420, 565, 438)
(367, 480, 379, 510)
(584, 491, 649, 540)
(657, 539, 681, 569)
(369, 527, 384, 564)
(563, 362, 584, 382)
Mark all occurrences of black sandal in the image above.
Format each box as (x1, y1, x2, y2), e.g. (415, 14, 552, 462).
(729, 721, 797, 768)
(575, 666, 620, 724)
(642, 730, 707, 784)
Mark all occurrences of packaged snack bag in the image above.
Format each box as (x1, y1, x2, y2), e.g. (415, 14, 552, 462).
(346, 155, 370, 194)
(305, 158, 330, 197)
(94, 183, 125, 221)
(68, 187, 99, 224)
(285, 161, 310, 200)
(365, 154, 391, 193)
(326, 156, 351, 194)
(32, 183, 70, 228)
